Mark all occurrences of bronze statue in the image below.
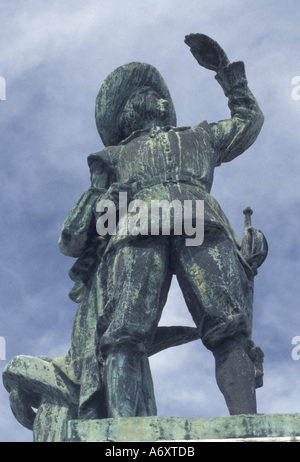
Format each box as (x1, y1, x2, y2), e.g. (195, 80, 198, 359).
(3, 34, 267, 441)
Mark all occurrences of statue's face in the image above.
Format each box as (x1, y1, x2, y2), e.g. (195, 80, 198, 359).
(119, 87, 169, 138)
(143, 90, 169, 122)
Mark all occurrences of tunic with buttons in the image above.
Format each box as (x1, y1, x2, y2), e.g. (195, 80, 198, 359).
(87, 61, 264, 254)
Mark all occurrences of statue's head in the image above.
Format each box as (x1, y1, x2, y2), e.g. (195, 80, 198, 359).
(95, 62, 177, 147)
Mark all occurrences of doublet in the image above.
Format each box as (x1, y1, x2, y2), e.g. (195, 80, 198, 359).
(87, 61, 263, 254)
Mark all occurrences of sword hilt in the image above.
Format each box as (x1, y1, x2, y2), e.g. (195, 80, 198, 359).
(243, 206, 253, 228)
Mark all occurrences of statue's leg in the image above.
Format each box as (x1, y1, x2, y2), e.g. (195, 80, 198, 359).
(104, 344, 143, 418)
(174, 230, 256, 415)
(99, 238, 172, 418)
(211, 334, 256, 415)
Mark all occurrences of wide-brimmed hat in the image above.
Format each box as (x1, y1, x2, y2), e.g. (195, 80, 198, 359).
(95, 62, 177, 147)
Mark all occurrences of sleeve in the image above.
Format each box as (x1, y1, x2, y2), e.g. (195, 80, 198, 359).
(58, 157, 110, 257)
(209, 61, 264, 165)
(58, 188, 106, 257)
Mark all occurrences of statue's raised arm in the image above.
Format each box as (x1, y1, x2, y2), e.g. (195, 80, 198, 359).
(186, 33, 264, 165)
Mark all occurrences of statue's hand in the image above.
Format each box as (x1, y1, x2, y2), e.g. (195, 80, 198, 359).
(184, 33, 230, 72)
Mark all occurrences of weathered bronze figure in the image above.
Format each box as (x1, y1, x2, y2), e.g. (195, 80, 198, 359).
(3, 34, 267, 441)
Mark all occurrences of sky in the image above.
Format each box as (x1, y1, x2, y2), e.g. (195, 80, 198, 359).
(1, 0, 300, 442)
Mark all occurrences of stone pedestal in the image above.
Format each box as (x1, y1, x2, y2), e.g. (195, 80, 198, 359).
(67, 414, 300, 442)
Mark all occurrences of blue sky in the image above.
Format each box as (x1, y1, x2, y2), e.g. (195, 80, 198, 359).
(1, 0, 300, 442)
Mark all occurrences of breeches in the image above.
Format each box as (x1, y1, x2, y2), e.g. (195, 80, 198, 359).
(97, 229, 251, 356)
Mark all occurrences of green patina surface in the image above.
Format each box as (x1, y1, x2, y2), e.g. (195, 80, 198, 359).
(67, 414, 300, 442)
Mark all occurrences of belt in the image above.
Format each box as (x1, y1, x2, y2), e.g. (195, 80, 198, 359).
(129, 174, 208, 196)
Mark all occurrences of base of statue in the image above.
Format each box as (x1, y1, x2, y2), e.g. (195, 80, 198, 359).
(67, 413, 300, 442)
